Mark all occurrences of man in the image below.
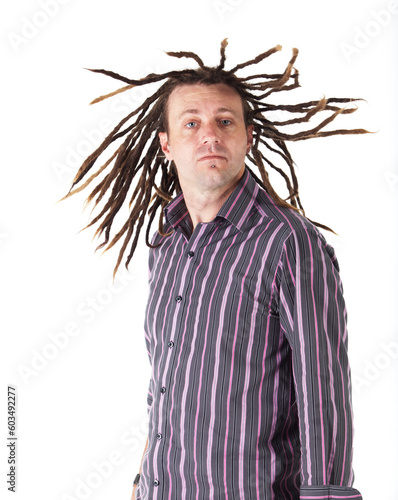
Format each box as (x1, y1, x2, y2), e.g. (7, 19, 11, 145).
(64, 40, 365, 499)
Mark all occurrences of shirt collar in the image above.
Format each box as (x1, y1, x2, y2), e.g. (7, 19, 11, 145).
(164, 167, 260, 233)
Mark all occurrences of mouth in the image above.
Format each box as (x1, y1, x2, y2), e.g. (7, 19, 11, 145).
(198, 155, 226, 161)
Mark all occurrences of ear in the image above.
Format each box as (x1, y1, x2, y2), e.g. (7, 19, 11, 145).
(158, 132, 174, 161)
(246, 125, 254, 154)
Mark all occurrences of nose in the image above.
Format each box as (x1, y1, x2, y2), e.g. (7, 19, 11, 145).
(201, 122, 219, 145)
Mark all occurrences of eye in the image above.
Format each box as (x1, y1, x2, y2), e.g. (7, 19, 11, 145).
(220, 119, 232, 125)
(186, 121, 197, 128)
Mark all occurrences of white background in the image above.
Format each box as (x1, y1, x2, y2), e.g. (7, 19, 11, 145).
(1, 0, 397, 499)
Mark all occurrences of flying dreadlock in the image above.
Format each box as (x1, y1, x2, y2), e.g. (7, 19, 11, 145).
(61, 39, 368, 277)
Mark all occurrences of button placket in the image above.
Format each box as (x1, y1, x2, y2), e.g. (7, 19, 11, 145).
(150, 224, 215, 494)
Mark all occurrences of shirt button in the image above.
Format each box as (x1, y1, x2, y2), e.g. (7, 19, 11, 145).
(156, 433, 163, 440)
(188, 251, 194, 258)
(176, 295, 182, 303)
(168, 341, 174, 348)
(160, 386, 166, 394)
(153, 479, 160, 486)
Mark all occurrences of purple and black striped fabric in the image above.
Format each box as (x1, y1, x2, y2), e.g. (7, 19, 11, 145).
(136, 168, 362, 500)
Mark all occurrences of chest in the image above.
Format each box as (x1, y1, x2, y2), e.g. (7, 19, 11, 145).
(146, 218, 286, 342)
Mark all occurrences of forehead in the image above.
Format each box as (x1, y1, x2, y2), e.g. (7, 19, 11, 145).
(166, 83, 244, 118)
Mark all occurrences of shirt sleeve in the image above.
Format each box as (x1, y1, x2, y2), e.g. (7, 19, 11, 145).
(145, 243, 156, 416)
(147, 376, 153, 414)
(278, 223, 362, 499)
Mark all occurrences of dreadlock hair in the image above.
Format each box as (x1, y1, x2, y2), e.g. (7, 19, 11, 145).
(61, 39, 368, 278)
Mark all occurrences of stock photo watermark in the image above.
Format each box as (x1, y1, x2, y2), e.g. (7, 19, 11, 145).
(51, 65, 162, 185)
(352, 339, 398, 394)
(340, 1, 398, 62)
(61, 415, 149, 500)
(0, 232, 8, 246)
(17, 270, 136, 385)
(52, 119, 114, 184)
(384, 169, 398, 193)
(212, 0, 249, 21)
(7, 0, 73, 54)
(6, 386, 18, 493)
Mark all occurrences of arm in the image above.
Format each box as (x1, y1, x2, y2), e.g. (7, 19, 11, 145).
(278, 225, 362, 499)
(131, 377, 153, 499)
(130, 437, 148, 500)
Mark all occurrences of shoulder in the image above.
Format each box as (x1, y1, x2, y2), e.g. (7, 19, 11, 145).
(254, 187, 339, 270)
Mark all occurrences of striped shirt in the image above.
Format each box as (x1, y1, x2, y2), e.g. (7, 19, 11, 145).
(136, 168, 362, 500)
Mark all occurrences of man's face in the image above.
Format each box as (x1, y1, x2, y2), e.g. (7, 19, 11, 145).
(158, 83, 253, 195)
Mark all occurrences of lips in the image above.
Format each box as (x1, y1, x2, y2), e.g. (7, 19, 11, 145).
(198, 155, 226, 161)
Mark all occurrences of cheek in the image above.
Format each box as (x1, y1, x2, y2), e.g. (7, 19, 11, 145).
(168, 142, 192, 166)
(171, 135, 196, 155)
(227, 133, 250, 155)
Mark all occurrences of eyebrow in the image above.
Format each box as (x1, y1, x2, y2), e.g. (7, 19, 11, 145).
(177, 107, 239, 120)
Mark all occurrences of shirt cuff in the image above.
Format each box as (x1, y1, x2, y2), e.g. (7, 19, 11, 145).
(300, 485, 362, 499)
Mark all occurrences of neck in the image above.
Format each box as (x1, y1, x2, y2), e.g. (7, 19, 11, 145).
(180, 171, 244, 230)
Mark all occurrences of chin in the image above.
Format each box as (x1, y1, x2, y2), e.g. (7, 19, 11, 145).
(199, 169, 239, 188)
